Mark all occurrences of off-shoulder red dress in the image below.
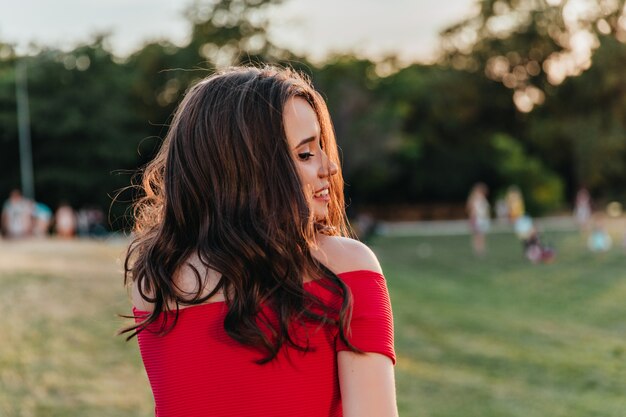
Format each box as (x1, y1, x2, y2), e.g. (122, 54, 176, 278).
(133, 270, 395, 417)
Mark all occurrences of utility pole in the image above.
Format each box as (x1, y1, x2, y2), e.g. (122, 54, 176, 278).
(15, 59, 35, 200)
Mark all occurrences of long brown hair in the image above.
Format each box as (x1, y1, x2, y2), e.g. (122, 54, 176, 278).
(121, 65, 359, 363)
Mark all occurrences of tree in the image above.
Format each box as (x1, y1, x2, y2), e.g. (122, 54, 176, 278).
(441, 0, 625, 112)
(14, 40, 139, 219)
(440, 0, 626, 203)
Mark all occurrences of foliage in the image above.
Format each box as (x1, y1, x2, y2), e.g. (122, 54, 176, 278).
(438, 0, 626, 209)
(491, 133, 564, 213)
(4, 0, 626, 222)
(0, 39, 138, 221)
(527, 35, 626, 201)
(441, 0, 625, 103)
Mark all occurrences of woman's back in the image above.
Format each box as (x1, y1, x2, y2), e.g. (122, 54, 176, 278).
(133, 237, 395, 417)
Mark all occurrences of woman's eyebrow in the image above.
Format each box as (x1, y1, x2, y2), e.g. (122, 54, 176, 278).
(295, 136, 316, 148)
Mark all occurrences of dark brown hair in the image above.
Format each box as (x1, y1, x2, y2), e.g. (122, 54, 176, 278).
(121, 65, 358, 363)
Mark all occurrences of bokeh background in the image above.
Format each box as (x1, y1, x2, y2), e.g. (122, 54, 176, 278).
(3, 0, 626, 416)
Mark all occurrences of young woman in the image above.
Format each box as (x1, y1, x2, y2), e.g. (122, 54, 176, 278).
(122, 66, 397, 417)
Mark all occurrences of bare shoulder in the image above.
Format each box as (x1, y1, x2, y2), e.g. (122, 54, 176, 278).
(312, 235, 383, 275)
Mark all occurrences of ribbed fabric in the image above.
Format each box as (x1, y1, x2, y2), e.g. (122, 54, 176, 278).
(134, 270, 395, 417)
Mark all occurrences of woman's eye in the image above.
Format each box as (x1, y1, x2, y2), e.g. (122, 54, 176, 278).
(298, 152, 314, 161)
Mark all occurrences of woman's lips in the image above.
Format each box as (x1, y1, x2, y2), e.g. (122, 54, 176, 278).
(313, 187, 330, 202)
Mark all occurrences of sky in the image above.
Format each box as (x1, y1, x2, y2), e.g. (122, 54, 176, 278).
(1, 0, 477, 63)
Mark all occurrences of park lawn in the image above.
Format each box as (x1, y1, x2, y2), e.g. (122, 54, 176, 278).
(0, 239, 153, 417)
(373, 231, 626, 417)
(1, 232, 626, 416)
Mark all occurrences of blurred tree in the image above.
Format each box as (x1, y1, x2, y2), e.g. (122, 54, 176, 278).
(126, 0, 290, 167)
(186, 0, 287, 63)
(441, 0, 625, 112)
(491, 133, 564, 213)
(310, 57, 542, 211)
(14, 39, 138, 218)
(0, 43, 20, 196)
(440, 0, 626, 206)
(380, 64, 517, 203)
(527, 35, 626, 201)
(6, 0, 626, 223)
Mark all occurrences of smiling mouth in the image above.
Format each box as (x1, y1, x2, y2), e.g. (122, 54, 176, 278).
(313, 188, 329, 198)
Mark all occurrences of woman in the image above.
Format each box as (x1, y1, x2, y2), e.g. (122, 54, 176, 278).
(122, 66, 397, 417)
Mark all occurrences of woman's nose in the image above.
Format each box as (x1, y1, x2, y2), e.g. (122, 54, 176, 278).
(320, 154, 338, 177)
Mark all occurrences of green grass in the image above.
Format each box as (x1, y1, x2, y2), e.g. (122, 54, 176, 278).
(1, 232, 626, 416)
(371, 231, 626, 417)
(0, 239, 153, 417)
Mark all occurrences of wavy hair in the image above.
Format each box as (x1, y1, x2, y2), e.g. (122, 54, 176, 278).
(121, 65, 359, 363)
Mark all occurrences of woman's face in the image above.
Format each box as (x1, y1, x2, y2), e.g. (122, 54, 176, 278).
(283, 96, 338, 220)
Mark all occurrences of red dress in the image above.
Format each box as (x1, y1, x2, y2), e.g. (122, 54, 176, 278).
(134, 270, 395, 417)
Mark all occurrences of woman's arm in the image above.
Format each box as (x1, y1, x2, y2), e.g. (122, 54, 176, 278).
(338, 351, 399, 417)
(312, 235, 398, 417)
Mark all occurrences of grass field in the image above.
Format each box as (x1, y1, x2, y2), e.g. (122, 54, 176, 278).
(1, 231, 626, 416)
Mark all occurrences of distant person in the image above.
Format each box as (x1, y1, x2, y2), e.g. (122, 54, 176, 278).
(77, 206, 107, 237)
(494, 196, 508, 223)
(467, 182, 490, 256)
(523, 230, 556, 264)
(1, 189, 33, 238)
(77, 208, 90, 237)
(515, 215, 555, 263)
(574, 187, 592, 233)
(121, 66, 397, 416)
(588, 220, 612, 252)
(55, 202, 77, 238)
(505, 185, 525, 223)
(32, 202, 52, 237)
(89, 207, 106, 236)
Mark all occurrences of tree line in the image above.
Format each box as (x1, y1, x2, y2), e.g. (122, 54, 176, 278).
(1, 0, 625, 227)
